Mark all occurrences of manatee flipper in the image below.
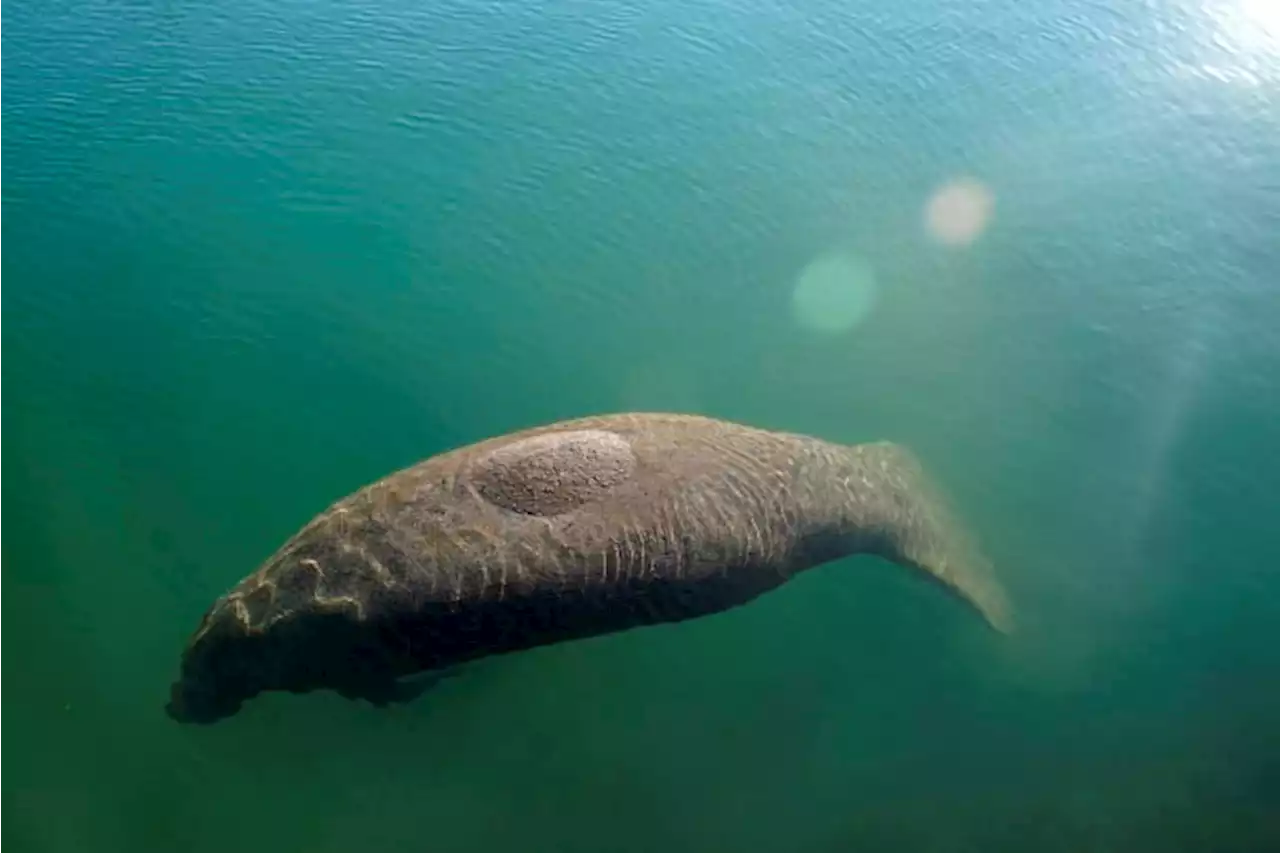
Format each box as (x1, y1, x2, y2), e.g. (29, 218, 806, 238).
(336, 668, 463, 708)
(853, 441, 1014, 634)
(392, 667, 464, 702)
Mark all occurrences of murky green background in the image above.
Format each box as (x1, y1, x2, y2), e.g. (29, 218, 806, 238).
(5, 0, 1279, 850)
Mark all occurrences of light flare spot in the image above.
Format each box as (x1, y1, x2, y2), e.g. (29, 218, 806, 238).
(790, 249, 878, 334)
(924, 177, 995, 247)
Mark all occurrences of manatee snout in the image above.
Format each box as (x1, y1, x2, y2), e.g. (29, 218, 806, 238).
(165, 599, 265, 724)
(167, 583, 417, 723)
(166, 675, 244, 725)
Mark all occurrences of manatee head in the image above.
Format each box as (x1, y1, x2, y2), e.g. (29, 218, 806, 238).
(166, 546, 402, 724)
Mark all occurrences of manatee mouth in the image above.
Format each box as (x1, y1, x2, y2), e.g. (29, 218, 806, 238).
(165, 606, 407, 724)
(166, 677, 246, 725)
(165, 627, 262, 725)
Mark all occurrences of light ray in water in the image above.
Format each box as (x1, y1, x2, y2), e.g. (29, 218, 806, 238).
(1129, 299, 1224, 558)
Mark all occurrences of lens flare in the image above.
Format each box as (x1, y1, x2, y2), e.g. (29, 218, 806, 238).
(790, 249, 878, 334)
(924, 177, 995, 247)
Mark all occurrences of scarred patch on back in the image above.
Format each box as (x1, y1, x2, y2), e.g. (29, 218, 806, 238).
(469, 429, 636, 516)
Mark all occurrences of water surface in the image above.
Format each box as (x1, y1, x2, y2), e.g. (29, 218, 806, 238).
(5, 0, 1280, 850)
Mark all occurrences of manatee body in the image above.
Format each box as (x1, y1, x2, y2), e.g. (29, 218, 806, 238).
(167, 412, 1012, 724)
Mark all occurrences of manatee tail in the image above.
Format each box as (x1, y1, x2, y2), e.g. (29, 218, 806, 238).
(855, 441, 1015, 634)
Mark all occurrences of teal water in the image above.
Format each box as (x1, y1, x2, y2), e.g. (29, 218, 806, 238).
(5, 0, 1280, 850)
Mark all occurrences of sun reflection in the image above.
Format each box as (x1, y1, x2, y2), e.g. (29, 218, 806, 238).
(1190, 0, 1280, 85)
(1172, 0, 1280, 85)
(1235, 0, 1280, 42)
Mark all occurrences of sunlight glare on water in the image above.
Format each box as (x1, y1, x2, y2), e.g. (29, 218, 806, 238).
(1180, 0, 1280, 84)
(1230, 0, 1280, 44)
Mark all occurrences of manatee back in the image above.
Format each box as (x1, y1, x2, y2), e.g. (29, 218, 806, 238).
(375, 412, 843, 598)
(167, 414, 846, 722)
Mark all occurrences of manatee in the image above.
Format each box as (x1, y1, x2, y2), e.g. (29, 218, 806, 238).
(166, 412, 1012, 724)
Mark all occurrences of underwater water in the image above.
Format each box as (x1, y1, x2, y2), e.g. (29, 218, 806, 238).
(4, 0, 1280, 849)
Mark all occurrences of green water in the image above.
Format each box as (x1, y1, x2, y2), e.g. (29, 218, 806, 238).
(5, 0, 1280, 850)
